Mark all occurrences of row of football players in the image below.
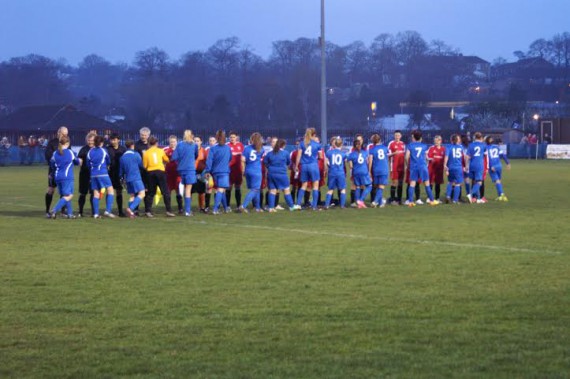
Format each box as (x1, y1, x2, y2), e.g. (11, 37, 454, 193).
(46, 126, 509, 218)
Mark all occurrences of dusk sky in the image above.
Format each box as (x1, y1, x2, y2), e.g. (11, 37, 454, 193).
(1, 0, 569, 65)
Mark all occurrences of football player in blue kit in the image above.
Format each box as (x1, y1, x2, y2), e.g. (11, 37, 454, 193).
(404, 130, 439, 207)
(444, 134, 464, 204)
(239, 132, 264, 213)
(295, 128, 323, 210)
(264, 139, 300, 212)
(119, 140, 145, 218)
(347, 139, 372, 209)
(465, 132, 487, 204)
(48, 135, 81, 219)
(485, 136, 511, 201)
(324, 137, 347, 209)
(368, 134, 390, 208)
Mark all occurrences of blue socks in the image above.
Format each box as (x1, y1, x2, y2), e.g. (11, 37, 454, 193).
(214, 191, 223, 211)
(355, 188, 361, 202)
(243, 190, 258, 209)
(325, 193, 332, 207)
(130, 197, 141, 211)
(471, 183, 481, 198)
(66, 200, 73, 216)
(93, 197, 100, 215)
(106, 193, 114, 213)
(407, 186, 415, 202)
(221, 192, 228, 209)
(446, 183, 452, 198)
(284, 194, 294, 208)
(268, 193, 276, 209)
(297, 189, 305, 206)
(495, 183, 503, 196)
(361, 185, 372, 201)
(53, 198, 67, 213)
(311, 190, 319, 209)
(340, 192, 346, 208)
(453, 186, 461, 202)
(185, 196, 191, 213)
(373, 187, 384, 204)
(465, 182, 471, 194)
(425, 185, 434, 202)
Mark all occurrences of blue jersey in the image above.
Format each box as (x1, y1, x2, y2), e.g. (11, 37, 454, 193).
(467, 141, 487, 170)
(50, 149, 80, 181)
(369, 144, 389, 176)
(325, 148, 347, 177)
(347, 150, 369, 176)
(204, 144, 231, 175)
(264, 149, 290, 176)
(299, 140, 321, 165)
(171, 141, 198, 173)
(487, 144, 510, 169)
(87, 147, 110, 177)
(446, 144, 464, 170)
(407, 142, 428, 169)
(119, 150, 143, 182)
(243, 145, 263, 174)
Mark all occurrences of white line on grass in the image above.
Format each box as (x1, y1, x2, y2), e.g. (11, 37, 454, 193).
(1, 201, 565, 255)
(189, 220, 565, 256)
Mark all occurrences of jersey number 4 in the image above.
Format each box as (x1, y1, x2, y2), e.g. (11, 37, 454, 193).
(304, 146, 312, 156)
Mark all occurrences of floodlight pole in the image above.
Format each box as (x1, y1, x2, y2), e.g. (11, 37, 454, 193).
(320, 0, 327, 144)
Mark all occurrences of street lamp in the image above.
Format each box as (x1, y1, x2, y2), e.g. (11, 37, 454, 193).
(533, 114, 540, 121)
(320, 0, 327, 144)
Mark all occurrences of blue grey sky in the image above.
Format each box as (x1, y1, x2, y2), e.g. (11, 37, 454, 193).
(1, 0, 568, 65)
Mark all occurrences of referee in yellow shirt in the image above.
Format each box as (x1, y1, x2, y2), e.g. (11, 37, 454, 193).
(143, 136, 175, 217)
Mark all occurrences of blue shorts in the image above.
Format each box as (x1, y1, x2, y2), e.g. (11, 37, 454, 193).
(268, 173, 290, 190)
(91, 175, 112, 190)
(469, 169, 483, 182)
(327, 175, 346, 190)
(447, 167, 464, 184)
(127, 180, 145, 194)
(410, 166, 429, 182)
(489, 166, 502, 182)
(353, 173, 372, 187)
(245, 172, 262, 190)
(213, 173, 230, 189)
(180, 172, 197, 185)
(300, 164, 320, 183)
(373, 174, 388, 186)
(56, 179, 74, 196)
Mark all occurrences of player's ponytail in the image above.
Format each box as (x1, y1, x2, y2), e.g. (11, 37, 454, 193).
(353, 139, 361, 152)
(58, 135, 69, 156)
(183, 130, 193, 143)
(304, 128, 316, 147)
(250, 132, 262, 153)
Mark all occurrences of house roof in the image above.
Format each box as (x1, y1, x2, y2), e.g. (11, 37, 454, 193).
(0, 105, 114, 132)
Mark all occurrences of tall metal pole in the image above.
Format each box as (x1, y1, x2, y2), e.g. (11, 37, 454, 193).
(320, 0, 327, 144)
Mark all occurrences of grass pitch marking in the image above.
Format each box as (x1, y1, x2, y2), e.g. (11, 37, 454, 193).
(190, 219, 565, 256)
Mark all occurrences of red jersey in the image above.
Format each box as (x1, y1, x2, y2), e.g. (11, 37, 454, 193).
(228, 142, 244, 171)
(427, 145, 446, 169)
(388, 140, 405, 172)
(163, 147, 178, 175)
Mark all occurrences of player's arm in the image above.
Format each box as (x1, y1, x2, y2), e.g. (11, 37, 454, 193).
(443, 154, 449, 174)
(295, 148, 302, 172)
(404, 149, 410, 172)
(162, 150, 170, 163)
(241, 155, 246, 174)
(502, 153, 511, 169)
(367, 154, 373, 176)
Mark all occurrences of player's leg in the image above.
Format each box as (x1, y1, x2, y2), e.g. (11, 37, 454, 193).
(157, 172, 174, 215)
(145, 172, 157, 215)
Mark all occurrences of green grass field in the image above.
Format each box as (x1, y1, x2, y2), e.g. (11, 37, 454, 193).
(1, 161, 569, 378)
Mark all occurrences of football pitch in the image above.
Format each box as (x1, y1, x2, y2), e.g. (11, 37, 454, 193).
(1, 161, 569, 378)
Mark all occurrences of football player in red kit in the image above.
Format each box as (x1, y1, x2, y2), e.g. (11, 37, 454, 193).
(427, 135, 446, 201)
(289, 139, 301, 204)
(388, 130, 405, 204)
(163, 135, 183, 213)
(226, 131, 244, 209)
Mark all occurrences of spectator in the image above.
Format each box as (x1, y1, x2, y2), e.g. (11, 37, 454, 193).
(18, 135, 29, 165)
(28, 135, 38, 165)
(0, 137, 11, 166)
(544, 134, 552, 144)
(529, 134, 538, 159)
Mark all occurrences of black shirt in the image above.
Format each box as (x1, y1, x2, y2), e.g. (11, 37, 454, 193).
(108, 145, 127, 177)
(134, 140, 149, 158)
(45, 137, 59, 163)
(77, 145, 92, 175)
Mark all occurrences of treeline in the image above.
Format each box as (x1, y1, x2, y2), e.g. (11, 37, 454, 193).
(0, 31, 569, 131)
